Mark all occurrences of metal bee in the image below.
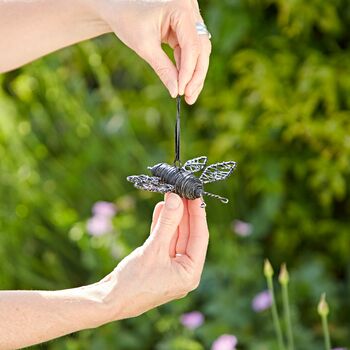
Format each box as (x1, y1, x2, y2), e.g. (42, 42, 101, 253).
(127, 156, 236, 206)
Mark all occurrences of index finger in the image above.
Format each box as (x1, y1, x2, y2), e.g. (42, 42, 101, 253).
(186, 198, 209, 266)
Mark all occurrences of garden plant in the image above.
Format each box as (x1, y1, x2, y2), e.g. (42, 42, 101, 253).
(0, 0, 350, 349)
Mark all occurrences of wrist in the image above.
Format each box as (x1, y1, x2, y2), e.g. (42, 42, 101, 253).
(85, 276, 124, 325)
(54, 282, 119, 330)
(73, 0, 112, 38)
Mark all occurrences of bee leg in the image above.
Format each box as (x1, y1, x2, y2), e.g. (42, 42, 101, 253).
(203, 191, 229, 204)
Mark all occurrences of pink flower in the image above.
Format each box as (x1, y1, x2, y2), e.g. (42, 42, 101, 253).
(87, 215, 113, 236)
(86, 201, 117, 236)
(252, 290, 272, 312)
(180, 311, 204, 330)
(211, 335, 238, 350)
(232, 220, 252, 237)
(92, 201, 117, 218)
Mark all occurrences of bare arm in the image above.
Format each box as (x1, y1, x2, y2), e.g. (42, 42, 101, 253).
(0, 195, 209, 349)
(0, 285, 112, 349)
(0, 0, 211, 104)
(0, 0, 110, 73)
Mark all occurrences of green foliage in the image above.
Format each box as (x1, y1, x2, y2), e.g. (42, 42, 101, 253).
(1, 0, 350, 348)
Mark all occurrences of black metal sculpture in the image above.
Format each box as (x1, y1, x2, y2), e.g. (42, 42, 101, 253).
(127, 156, 236, 206)
(127, 97, 237, 206)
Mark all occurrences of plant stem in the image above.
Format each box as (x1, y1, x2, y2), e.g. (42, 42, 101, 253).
(321, 315, 331, 350)
(267, 276, 285, 350)
(282, 283, 294, 350)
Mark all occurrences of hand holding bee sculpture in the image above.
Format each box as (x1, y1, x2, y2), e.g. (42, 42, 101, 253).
(127, 157, 236, 207)
(127, 97, 237, 207)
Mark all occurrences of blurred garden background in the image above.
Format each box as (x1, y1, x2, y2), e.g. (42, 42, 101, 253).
(1, 0, 350, 349)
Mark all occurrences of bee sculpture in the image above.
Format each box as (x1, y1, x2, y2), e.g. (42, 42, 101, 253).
(127, 156, 236, 206)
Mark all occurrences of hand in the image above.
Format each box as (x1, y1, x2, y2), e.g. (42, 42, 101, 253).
(0, 194, 208, 348)
(99, 193, 209, 320)
(92, 0, 212, 104)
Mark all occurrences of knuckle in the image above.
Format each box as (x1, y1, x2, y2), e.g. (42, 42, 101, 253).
(159, 215, 175, 229)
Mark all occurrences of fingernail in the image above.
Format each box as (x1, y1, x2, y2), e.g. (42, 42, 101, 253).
(165, 193, 181, 209)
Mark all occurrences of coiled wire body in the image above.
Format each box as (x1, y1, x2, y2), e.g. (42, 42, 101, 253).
(150, 163, 203, 200)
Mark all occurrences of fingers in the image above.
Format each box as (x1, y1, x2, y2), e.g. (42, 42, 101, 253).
(139, 44, 178, 98)
(176, 198, 190, 254)
(152, 193, 183, 246)
(169, 5, 211, 103)
(184, 2, 211, 104)
(151, 201, 164, 233)
(186, 198, 209, 267)
(184, 37, 211, 104)
(169, 198, 188, 257)
(136, 1, 210, 102)
(167, 31, 181, 70)
(171, 11, 201, 96)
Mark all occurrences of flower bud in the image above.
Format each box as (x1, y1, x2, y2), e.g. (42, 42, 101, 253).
(278, 263, 289, 286)
(264, 259, 274, 278)
(318, 293, 329, 317)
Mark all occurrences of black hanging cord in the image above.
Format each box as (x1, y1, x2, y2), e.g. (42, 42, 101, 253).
(174, 95, 182, 167)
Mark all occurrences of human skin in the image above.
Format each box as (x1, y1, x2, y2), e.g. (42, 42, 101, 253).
(0, 194, 209, 349)
(0, 0, 211, 104)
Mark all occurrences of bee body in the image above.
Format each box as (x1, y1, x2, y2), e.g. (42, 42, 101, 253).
(149, 163, 203, 199)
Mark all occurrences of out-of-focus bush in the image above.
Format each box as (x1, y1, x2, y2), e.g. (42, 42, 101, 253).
(0, 0, 349, 348)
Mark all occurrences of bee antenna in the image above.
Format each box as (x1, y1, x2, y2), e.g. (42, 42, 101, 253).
(203, 191, 229, 204)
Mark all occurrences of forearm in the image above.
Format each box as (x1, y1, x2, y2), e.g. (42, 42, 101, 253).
(0, 283, 114, 349)
(0, 0, 111, 73)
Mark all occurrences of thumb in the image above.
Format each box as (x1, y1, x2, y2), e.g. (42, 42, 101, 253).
(139, 45, 178, 98)
(153, 193, 183, 245)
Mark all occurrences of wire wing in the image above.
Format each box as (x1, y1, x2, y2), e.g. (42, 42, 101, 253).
(182, 156, 208, 173)
(199, 161, 236, 184)
(127, 175, 174, 194)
